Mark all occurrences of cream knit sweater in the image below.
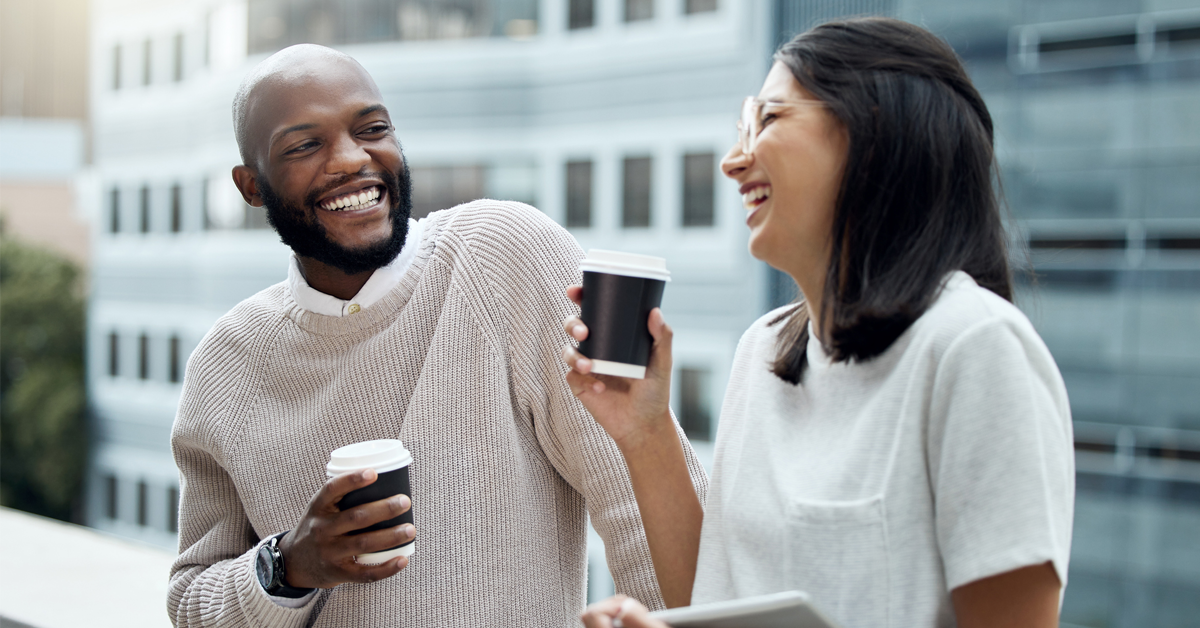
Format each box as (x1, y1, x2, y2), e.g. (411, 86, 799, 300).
(168, 201, 708, 628)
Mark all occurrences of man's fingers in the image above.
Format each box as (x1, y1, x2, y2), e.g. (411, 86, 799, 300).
(340, 523, 416, 557)
(315, 469, 378, 511)
(331, 493, 411, 536)
(349, 555, 409, 584)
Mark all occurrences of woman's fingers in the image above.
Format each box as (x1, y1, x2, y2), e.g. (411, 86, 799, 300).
(566, 285, 583, 305)
(580, 595, 629, 628)
(562, 316, 589, 342)
(566, 363, 607, 396)
(646, 308, 674, 377)
(561, 344, 594, 375)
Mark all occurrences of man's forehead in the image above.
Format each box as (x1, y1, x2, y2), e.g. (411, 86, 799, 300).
(245, 57, 384, 141)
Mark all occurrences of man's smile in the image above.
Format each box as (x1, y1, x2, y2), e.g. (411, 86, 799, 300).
(318, 184, 384, 212)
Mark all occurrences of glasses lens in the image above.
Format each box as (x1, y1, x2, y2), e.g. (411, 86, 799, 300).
(740, 98, 757, 154)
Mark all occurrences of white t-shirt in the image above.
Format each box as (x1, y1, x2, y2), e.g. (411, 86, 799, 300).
(691, 271, 1074, 628)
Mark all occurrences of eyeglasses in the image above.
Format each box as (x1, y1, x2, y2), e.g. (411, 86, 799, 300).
(737, 96, 829, 155)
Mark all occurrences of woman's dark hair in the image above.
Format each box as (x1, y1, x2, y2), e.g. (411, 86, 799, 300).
(769, 17, 1012, 384)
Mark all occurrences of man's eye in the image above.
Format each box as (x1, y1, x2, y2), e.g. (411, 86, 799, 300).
(285, 141, 317, 155)
(361, 124, 390, 136)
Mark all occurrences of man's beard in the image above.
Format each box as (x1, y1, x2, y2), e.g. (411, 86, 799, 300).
(259, 161, 413, 275)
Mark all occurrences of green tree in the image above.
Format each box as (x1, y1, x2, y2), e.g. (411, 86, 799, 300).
(0, 232, 88, 522)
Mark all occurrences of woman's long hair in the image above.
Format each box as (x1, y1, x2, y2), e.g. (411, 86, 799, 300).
(769, 17, 1012, 384)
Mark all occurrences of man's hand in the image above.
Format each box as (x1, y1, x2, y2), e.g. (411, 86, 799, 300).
(277, 469, 416, 589)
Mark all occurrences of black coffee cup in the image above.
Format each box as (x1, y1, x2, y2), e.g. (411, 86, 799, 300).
(326, 439, 414, 564)
(578, 250, 671, 379)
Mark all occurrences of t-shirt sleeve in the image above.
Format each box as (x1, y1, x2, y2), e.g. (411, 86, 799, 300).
(926, 316, 1075, 591)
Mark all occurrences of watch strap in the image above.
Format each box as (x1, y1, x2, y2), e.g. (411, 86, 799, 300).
(261, 531, 316, 599)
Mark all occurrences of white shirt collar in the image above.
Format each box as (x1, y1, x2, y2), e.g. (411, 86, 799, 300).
(287, 218, 423, 317)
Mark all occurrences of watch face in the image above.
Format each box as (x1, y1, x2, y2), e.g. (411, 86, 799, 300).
(256, 545, 275, 589)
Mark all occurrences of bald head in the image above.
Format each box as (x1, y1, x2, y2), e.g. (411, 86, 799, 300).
(233, 44, 379, 168)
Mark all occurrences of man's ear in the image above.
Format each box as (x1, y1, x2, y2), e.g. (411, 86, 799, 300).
(232, 165, 264, 207)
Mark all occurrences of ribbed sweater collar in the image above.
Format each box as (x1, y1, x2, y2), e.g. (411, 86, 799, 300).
(281, 212, 443, 336)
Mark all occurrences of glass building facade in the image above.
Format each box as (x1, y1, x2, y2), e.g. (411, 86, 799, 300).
(84, 0, 1198, 625)
(777, 1, 1200, 625)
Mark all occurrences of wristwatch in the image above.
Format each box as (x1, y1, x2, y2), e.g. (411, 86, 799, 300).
(255, 531, 316, 598)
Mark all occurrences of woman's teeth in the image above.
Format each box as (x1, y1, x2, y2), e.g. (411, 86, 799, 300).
(320, 186, 381, 211)
(742, 185, 771, 209)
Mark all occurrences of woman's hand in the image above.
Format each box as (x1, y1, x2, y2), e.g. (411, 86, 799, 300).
(581, 595, 669, 628)
(562, 285, 675, 454)
(563, 285, 703, 608)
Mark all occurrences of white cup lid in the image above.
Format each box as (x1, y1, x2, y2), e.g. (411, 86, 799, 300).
(326, 439, 412, 476)
(580, 249, 670, 282)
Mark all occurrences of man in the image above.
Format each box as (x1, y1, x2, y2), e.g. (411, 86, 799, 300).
(168, 44, 708, 628)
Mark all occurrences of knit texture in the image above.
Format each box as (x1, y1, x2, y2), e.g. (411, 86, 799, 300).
(168, 200, 709, 628)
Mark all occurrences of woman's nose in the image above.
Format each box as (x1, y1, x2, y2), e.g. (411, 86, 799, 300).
(720, 141, 752, 179)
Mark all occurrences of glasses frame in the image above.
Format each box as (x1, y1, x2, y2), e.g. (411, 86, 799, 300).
(737, 96, 829, 155)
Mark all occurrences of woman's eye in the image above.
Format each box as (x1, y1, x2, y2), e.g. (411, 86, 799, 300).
(760, 113, 779, 126)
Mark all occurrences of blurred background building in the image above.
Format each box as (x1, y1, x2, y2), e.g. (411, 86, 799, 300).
(2, 0, 1193, 626)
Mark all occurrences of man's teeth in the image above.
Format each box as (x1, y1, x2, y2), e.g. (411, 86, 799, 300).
(321, 186, 381, 211)
(742, 185, 771, 209)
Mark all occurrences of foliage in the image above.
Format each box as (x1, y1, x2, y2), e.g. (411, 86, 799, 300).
(0, 233, 88, 522)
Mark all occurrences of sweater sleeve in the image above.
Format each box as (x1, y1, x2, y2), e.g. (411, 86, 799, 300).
(460, 201, 709, 610)
(168, 318, 321, 628)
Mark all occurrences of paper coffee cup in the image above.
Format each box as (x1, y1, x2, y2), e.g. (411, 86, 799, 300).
(326, 439, 414, 564)
(578, 249, 670, 379)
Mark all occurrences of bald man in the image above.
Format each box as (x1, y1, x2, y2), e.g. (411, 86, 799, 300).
(168, 45, 707, 628)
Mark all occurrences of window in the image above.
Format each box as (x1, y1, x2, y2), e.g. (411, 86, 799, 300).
(245, 205, 271, 230)
(569, 0, 595, 29)
(139, 185, 150, 233)
(172, 33, 184, 82)
(138, 333, 149, 380)
(685, 0, 717, 14)
(678, 367, 712, 440)
(169, 335, 181, 383)
(109, 188, 120, 233)
(626, 0, 654, 22)
(622, 156, 652, 228)
(108, 332, 120, 377)
(137, 480, 148, 526)
(170, 184, 182, 233)
(142, 38, 152, 86)
(112, 45, 122, 90)
(201, 177, 211, 230)
(410, 165, 485, 219)
(565, 160, 593, 228)
(682, 152, 715, 227)
(167, 486, 179, 533)
(204, 11, 212, 66)
(104, 474, 119, 519)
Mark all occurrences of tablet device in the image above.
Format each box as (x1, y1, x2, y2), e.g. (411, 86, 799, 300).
(645, 590, 842, 628)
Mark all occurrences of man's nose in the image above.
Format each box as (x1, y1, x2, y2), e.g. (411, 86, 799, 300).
(720, 141, 752, 179)
(326, 133, 371, 175)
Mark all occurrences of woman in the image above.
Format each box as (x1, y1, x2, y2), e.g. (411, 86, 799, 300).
(563, 17, 1074, 628)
